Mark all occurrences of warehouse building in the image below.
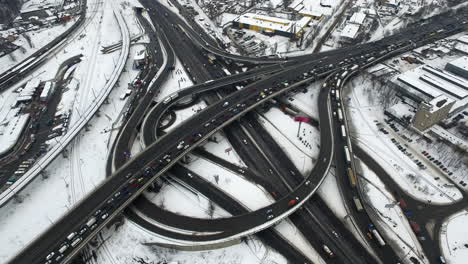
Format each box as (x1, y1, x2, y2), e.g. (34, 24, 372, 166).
(340, 24, 361, 42)
(445, 56, 468, 80)
(232, 13, 311, 38)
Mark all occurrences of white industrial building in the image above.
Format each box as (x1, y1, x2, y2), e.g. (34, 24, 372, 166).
(340, 12, 366, 42)
(16, 78, 41, 104)
(349, 12, 366, 25)
(445, 56, 468, 80)
(340, 24, 361, 42)
(232, 13, 311, 38)
(394, 61, 468, 114)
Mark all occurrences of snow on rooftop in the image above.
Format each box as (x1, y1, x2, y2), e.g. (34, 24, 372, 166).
(447, 56, 468, 72)
(457, 35, 468, 45)
(341, 24, 360, 39)
(397, 65, 468, 100)
(235, 13, 294, 32)
(294, 4, 304, 12)
(430, 125, 468, 151)
(386, 102, 414, 120)
(133, 48, 146, 60)
(299, 9, 323, 18)
(454, 43, 468, 55)
(428, 95, 454, 112)
(288, 0, 303, 9)
(349, 12, 366, 25)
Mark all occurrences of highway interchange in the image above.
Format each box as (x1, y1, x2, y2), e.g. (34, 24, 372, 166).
(4, 1, 468, 264)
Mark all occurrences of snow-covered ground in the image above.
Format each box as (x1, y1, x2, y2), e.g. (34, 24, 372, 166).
(0, 19, 75, 75)
(440, 210, 468, 264)
(0, 0, 142, 261)
(358, 160, 428, 263)
(345, 72, 463, 205)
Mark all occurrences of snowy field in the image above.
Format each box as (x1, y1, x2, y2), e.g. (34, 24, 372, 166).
(440, 210, 468, 264)
(0, 0, 142, 261)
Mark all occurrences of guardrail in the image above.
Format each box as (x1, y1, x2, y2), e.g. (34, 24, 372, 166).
(0, 6, 131, 208)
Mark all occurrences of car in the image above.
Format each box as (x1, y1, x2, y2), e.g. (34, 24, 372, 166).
(46, 252, 55, 260)
(101, 213, 109, 219)
(322, 245, 334, 258)
(288, 199, 298, 206)
(267, 214, 274, 220)
(79, 227, 88, 235)
(222, 102, 229, 107)
(266, 209, 273, 214)
(242, 139, 248, 145)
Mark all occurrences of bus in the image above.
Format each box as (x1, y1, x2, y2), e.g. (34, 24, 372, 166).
(340, 71, 349, 79)
(347, 168, 357, 187)
(368, 224, 386, 246)
(335, 90, 340, 101)
(341, 125, 346, 139)
(353, 196, 364, 212)
(337, 108, 343, 122)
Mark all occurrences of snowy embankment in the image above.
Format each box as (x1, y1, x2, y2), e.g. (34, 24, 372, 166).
(440, 210, 468, 264)
(0, 0, 132, 261)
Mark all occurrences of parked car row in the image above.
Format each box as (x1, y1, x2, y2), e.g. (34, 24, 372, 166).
(421, 151, 454, 176)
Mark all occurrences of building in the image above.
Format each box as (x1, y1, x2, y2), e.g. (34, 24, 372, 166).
(396, 65, 468, 100)
(349, 12, 366, 25)
(340, 24, 361, 42)
(412, 95, 455, 131)
(298, 10, 323, 20)
(133, 49, 146, 69)
(232, 13, 311, 38)
(445, 56, 468, 80)
(40, 81, 55, 102)
(320, 0, 332, 8)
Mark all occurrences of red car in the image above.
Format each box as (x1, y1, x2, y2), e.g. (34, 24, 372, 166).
(288, 199, 298, 206)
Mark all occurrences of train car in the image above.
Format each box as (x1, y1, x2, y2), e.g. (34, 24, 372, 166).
(347, 168, 357, 187)
(353, 196, 364, 212)
(341, 125, 346, 139)
(368, 224, 386, 246)
(344, 146, 351, 163)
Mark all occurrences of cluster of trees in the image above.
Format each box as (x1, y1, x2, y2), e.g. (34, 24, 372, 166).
(0, 0, 22, 25)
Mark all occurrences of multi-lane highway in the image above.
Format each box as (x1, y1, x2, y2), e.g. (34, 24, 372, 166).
(7, 3, 468, 264)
